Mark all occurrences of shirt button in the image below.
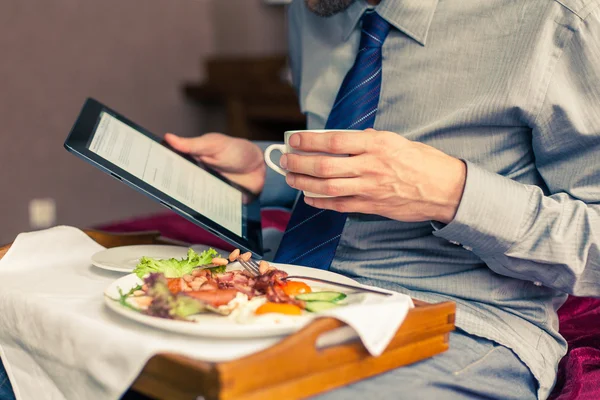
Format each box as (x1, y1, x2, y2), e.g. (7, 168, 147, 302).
(449, 240, 460, 246)
(533, 281, 542, 287)
(462, 245, 473, 251)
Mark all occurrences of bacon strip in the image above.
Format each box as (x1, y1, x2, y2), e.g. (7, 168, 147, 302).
(253, 269, 305, 308)
(186, 265, 305, 308)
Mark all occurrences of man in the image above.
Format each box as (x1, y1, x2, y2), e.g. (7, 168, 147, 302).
(1, 0, 598, 398)
(164, 0, 600, 398)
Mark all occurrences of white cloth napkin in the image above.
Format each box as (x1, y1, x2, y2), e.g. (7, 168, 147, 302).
(0, 226, 413, 400)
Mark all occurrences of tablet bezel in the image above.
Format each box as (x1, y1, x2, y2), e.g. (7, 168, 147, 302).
(64, 98, 264, 257)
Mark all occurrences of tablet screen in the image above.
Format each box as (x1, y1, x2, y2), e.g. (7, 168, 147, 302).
(88, 111, 243, 236)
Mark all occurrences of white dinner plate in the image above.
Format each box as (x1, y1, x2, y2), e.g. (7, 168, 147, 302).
(91, 244, 227, 273)
(103, 263, 363, 338)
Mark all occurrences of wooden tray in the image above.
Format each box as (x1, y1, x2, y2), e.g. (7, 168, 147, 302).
(0, 230, 455, 400)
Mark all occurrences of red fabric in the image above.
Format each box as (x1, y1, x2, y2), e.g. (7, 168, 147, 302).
(95, 210, 291, 252)
(95, 211, 600, 398)
(549, 296, 600, 400)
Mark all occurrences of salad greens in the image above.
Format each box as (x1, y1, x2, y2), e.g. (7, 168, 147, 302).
(133, 248, 220, 279)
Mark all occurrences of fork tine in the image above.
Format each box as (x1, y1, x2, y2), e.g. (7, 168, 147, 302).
(237, 259, 251, 275)
(249, 259, 260, 275)
(237, 259, 251, 274)
(248, 258, 261, 270)
(238, 259, 259, 276)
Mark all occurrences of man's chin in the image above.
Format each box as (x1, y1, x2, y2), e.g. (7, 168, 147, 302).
(304, 0, 355, 17)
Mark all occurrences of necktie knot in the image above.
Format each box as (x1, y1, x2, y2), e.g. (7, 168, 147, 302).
(360, 11, 391, 49)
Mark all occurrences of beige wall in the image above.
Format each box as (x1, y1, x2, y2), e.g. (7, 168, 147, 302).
(0, 0, 288, 244)
(211, 0, 287, 56)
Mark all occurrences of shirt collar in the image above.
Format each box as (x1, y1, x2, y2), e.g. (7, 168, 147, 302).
(340, 0, 439, 46)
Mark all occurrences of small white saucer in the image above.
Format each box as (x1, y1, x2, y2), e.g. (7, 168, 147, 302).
(91, 244, 222, 273)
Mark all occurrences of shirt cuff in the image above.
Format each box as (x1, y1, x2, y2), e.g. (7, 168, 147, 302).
(432, 160, 533, 257)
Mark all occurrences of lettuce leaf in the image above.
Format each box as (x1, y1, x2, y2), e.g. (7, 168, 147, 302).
(133, 248, 220, 279)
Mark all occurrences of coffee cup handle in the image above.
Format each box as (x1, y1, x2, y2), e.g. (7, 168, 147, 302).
(264, 144, 288, 176)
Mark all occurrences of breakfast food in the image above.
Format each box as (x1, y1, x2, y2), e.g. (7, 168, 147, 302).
(117, 248, 347, 322)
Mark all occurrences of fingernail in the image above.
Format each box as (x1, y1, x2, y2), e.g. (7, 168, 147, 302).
(280, 155, 287, 169)
(286, 174, 295, 186)
(289, 134, 300, 148)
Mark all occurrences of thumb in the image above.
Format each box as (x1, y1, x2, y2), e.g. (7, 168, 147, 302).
(164, 133, 223, 157)
(163, 133, 195, 153)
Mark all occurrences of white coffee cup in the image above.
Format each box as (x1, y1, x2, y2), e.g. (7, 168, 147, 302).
(264, 129, 360, 198)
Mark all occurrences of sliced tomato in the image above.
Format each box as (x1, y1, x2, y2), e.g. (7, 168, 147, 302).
(186, 288, 238, 307)
(255, 302, 303, 316)
(281, 281, 312, 297)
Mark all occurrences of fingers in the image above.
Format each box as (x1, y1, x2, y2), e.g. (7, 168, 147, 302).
(282, 154, 365, 178)
(303, 195, 371, 214)
(288, 130, 371, 155)
(163, 133, 225, 157)
(286, 173, 365, 198)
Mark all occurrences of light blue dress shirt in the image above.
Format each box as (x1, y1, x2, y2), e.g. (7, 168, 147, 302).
(286, 0, 600, 398)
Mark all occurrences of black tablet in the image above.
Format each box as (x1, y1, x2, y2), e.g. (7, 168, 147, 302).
(64, 98, 264, 257)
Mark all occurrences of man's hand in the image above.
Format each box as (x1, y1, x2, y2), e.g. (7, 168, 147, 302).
(164, 133, 266, 195)
(280, 129, 467, 224)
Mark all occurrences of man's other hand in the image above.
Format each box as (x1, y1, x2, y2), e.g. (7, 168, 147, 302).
(164, 133, 266, 195)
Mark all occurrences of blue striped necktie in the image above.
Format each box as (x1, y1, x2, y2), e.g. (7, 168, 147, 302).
(274, 11, 391, 269)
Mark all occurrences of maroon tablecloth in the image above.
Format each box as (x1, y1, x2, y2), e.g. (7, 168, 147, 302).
(95, 211, 600, 399)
